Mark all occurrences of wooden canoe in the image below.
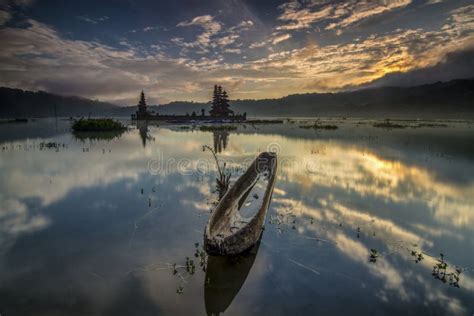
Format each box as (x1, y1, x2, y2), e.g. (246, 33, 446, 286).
(204, 152, 277, 256)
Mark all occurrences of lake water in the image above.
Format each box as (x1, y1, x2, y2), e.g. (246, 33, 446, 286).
(1, 118, 473, 315)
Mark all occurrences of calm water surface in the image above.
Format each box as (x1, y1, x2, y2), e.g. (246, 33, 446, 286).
(0, 119, 473, 315)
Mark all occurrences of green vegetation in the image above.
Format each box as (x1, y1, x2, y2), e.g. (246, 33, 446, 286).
(199, 125, 237, 131)
(72, 118, 126, 132)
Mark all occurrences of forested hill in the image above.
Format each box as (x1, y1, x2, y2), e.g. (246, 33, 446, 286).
(158, 79, 474, 118)
(0, 87, 119, 118)
(1, 78, 473, 118)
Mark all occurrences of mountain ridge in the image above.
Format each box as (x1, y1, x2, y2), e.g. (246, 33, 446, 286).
(1, 78, 473, 118)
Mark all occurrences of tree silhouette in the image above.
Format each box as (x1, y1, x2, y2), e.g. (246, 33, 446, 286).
(212, 85, 219, 109)
(138, 90, 148, 114)
(139, 90, 147, 107)
(210, 85, 233, 116)
(221, 90, 232, 115)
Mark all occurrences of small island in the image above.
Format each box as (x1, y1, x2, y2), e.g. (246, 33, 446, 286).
(131, 85, 246, 122)
(72, 118, 126, 132)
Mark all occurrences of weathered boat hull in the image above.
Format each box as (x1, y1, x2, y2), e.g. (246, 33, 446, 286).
(204, 152, 277, 256)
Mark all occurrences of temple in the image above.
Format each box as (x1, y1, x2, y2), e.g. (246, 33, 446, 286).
(131, 87, 246, 122)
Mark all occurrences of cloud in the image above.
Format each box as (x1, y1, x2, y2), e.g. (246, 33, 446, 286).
(271, 33, 292, 45)
(276, 0, 412, 32)
(0, 3, 473, 102)
(363, 47, 474, 88)
(229, 20, 254, 32)
(248, 32, 292, 49)
(0, 20, 199, 103)
(216, 34, 239, 46)
(176, 15, 222, 49)
(224, 48, 241, 54)
(177, 14, 221, 32)
(249, 42, 265, 49)
(277, 2, 333, 31)
(326, 0, 412, 31)
(175, 16, 253, 53)
(142, 25, 167, 32)
(76, 15, 109, 24)
(246, 4, 474, 95)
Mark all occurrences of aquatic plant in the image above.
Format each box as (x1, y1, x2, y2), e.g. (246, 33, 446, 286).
(411, 250, 424, 263)
(171, 242, 208, 295)
(369, 249, 379, 263)
(203, 144, 231, 200)
(431, 253, 462, 287)
(72, 118, 126, 132)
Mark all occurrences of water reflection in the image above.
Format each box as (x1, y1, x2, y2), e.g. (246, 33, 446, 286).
(0, 119, 473, 315)
(137, 120, 154, 147)
(205, 241, 260, 315)
(213, 131, 229, 153)
(73, 129, 125, 142)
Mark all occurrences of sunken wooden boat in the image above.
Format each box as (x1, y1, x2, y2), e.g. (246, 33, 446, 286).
(204, 152, 277, 256)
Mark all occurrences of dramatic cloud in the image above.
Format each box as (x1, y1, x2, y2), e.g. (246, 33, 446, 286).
(276, 2, 333, 31)
(0, 1, 473, 103)
(364, 47, 474, 87)
(277, 0, 412, 32)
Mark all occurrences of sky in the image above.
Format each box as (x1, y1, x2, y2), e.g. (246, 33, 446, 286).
(0, 0, 473, 105)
